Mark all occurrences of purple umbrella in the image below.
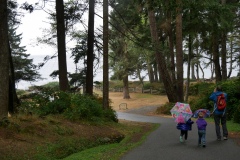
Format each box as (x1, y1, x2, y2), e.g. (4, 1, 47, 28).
(193, 109, 211, 118)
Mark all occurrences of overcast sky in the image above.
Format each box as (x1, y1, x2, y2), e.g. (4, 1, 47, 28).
(16, 0, 106, 89)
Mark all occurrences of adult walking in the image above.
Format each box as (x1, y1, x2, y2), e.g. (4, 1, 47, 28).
(209, 85, 228, 141)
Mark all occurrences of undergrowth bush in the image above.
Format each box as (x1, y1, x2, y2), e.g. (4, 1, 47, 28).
(64, 94, 104, 121)
(19, 89, 118, 122)
(156, 102, 174, 115)
(189, 78, 240, 123)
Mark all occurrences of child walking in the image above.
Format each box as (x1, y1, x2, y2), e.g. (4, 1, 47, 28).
(196, 112, 207, 147)
(177, 118, 194, 142)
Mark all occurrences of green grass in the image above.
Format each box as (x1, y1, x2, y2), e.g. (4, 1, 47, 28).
(197, 117, 240, 132)
(63, 123, 159, 160)
(226, 120, 240, 132)
(62, 118, 239, 160)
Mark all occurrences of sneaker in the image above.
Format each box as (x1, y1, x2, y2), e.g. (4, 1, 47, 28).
(217, 138, 221, 141)
(223, 137, 228, 140)
(202, 144, 206, 148)
(180, 136, 183, 142)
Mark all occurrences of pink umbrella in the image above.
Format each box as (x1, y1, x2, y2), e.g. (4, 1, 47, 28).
(170, 102, 193, 123)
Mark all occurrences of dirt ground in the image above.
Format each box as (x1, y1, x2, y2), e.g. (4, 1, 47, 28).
(108, 92, 169, 111)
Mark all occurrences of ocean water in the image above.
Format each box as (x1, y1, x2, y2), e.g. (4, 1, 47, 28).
(16, 54, 104, 90)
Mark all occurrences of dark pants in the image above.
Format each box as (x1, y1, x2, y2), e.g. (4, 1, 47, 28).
(180, 130, 188, 140)
(214, 113, 228, 139)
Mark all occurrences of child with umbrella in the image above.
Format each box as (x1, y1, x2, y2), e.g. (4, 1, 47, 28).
(171, 102, 194, 143)
(176, 114, 194, 142)
(196, 112, 207, 147)
(194, 109, 209, 148)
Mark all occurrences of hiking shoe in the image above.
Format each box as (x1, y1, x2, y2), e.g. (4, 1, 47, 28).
(223, 137, 228, 140)
(180, 136, 183, 142)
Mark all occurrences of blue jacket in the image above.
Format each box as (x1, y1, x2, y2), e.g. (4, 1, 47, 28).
(196, 118, 207, 130)
(209, 91, 227, 115)
(177, 119, 194, 131)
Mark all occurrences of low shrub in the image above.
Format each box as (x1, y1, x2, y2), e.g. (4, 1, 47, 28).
(156, 102, 174, 115)
(188, 79, 240, 122)
(19, 89, 118, 122)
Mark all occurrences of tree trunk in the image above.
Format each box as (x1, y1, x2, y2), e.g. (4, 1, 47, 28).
(211, 62, 215, 79)
(185, 34, 192, 102)
(0, 0, 9, 119)
(122, 74, 130, 99)
(56, 0, 69, 91)
(86, 0, 95, 95)
(153, 62, 158, 82)
(176, 0, 184, 102)
(191, 63, 196, 79)
(137, 68, 144, 85)
(221, 0, 227, 80)
(169, 23, 176, 83)
(212, 34, 222, 82)
(196, 38, 200, 80)
(148, 63, 154, 83)
(166, 1, 176, 84)
(227, 37, 233, 78)
(199, 64, 204, 79)
(148, 9, 177, 102)
(221, 32, 227, 80)
(102, 0, 109, 108)
(8, 41, 20, 114)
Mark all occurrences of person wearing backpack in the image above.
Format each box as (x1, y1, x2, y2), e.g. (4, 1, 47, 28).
(209, 85, 228, 141)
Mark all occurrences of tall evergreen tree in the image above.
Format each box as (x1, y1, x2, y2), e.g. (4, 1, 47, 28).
(9, 27, 41, 83)
(175, 0, 184, 101)
(56, 0, 69, 91)
(86, 0, 95, 95)
(0, 0, 10, 118)
(103, 0, 109, 108)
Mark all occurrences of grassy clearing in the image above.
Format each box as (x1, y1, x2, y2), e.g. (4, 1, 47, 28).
(0, 115, 158, 160)
(63, 121, 159, 160)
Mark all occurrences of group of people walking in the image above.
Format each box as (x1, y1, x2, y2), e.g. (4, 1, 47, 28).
(176, 85, 228, 148)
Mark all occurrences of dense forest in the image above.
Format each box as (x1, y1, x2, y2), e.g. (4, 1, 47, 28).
(0, 0, 240, 119)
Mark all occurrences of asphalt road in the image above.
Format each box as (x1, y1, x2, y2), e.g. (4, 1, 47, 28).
(117, 109, 240, 160)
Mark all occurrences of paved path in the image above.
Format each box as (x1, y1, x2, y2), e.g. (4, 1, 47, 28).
(117, 110, 240, 160)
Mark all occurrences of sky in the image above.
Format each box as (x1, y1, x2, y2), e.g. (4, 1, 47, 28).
(15, 0, 239, 90)
(16, 0, 105, 89)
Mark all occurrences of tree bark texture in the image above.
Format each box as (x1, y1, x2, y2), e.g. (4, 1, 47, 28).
(191, 63, 196, 79)
(8, 41, 20, 114)
(148, 9, 177, 102)
(122, 74, 130, 99)
(185, 34, 192, 102)
(227, 39, 233, 78)
(148, 63, 154, 83)
(221, 0, 227, 80)
(0, 0, 9, 118)
(153, 62, 159, 82)
(86, 0, 95, 95)
(221, 32, 227, 80)
(56, 0, 69, 91)
(103, 0, 109, 108)
(212, 34, 222, 82)
(166, 0, 176, 84)
(176, 0, 184, 102)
